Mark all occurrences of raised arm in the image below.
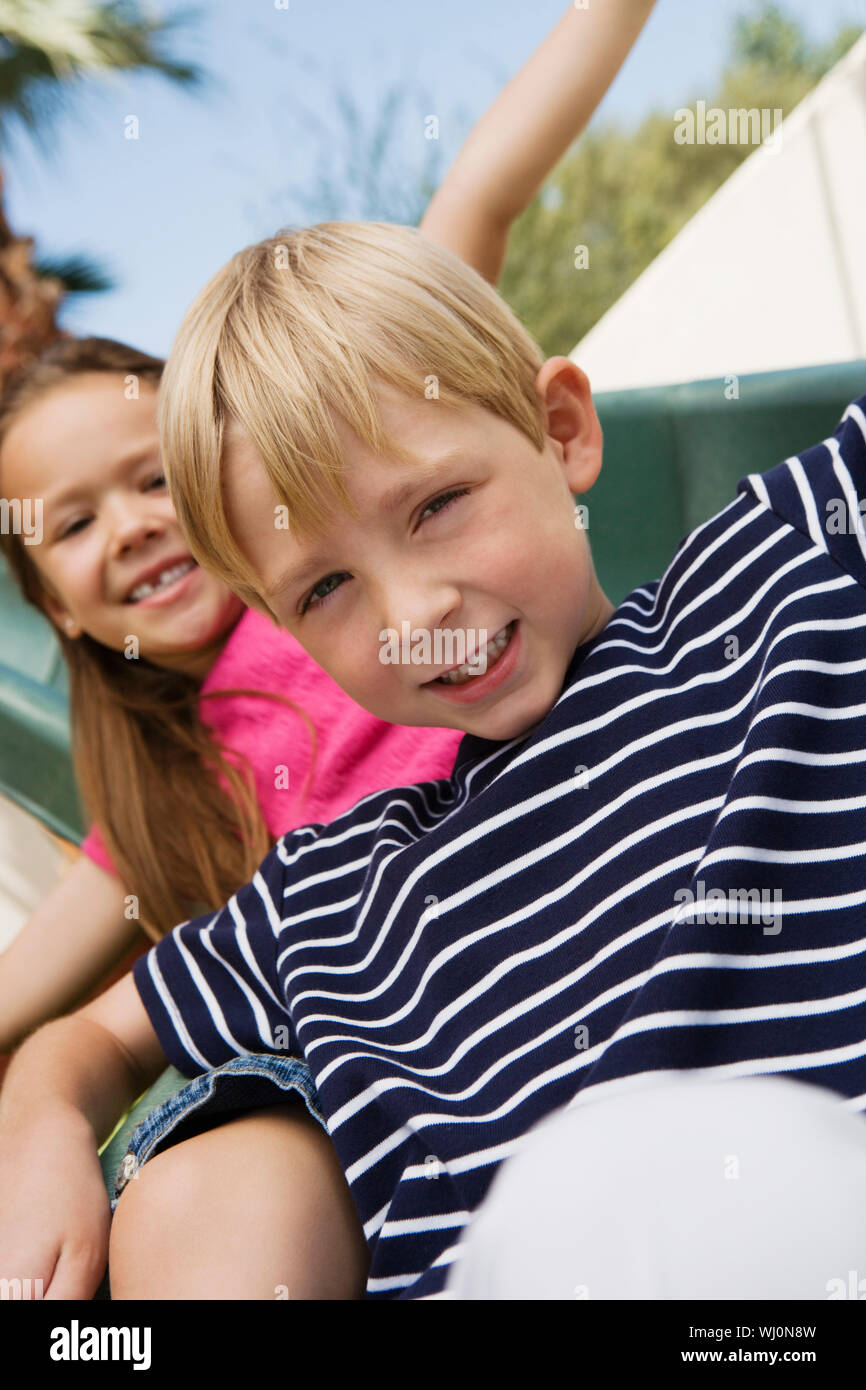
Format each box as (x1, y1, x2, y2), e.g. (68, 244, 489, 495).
(420, 0, 657, 284)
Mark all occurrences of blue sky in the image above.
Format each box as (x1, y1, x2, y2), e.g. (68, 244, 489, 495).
(5, 0, 865, 354)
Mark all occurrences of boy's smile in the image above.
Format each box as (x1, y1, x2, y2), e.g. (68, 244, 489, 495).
(222, 359, 614, 742)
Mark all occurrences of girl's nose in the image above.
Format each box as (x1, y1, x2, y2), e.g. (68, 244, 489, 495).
(107, 500, 165, 557)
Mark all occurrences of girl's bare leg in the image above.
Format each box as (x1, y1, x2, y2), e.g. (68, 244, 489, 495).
(109, 1101, 369, 1299)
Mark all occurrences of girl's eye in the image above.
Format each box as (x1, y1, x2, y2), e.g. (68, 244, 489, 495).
(58, 516, 90, 540)
(56, 473, 165, 540)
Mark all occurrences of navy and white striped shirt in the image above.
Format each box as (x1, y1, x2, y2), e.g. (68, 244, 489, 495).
(135, 395, 866, 1299)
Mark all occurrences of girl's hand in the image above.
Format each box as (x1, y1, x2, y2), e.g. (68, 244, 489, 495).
(0, 1108, 111, 1299)
(0, 984, 167, 1301)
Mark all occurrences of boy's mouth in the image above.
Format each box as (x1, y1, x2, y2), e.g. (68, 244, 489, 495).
(424, 619, 519, 701)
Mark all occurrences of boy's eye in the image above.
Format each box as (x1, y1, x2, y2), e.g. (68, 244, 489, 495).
(417, 489, 468, 524)
(301, 572, 350, 615)
(299, 488, 469, 615)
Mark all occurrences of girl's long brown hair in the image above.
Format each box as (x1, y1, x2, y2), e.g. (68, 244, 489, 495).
(0, 336, 316, 940)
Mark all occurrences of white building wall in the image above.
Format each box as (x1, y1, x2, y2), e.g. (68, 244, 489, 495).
(570, 32, 866, 392)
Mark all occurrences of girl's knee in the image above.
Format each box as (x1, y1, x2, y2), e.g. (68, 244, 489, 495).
(108, 1127, 209, 1282)
(109, 1102, 369, 1299)
(110, 1102, 316, 1240)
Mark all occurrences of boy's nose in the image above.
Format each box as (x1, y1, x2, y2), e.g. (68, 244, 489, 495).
(379, 578, 463, 649)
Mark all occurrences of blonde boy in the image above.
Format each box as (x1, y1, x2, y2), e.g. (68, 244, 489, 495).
(148, 224, 866, 1295)
(4, 218, 866, 1301)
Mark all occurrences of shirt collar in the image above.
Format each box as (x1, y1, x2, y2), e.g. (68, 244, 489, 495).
(451, 628, 603, 777)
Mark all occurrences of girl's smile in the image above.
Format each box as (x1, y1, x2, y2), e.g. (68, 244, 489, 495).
(0, 374, 244, 679)
(122, 554, 200, 607)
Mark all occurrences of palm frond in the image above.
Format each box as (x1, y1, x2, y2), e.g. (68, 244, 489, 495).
(32, 249, 113, 294)
(0, 1, 202, 80)
(0, 1, 204, 148)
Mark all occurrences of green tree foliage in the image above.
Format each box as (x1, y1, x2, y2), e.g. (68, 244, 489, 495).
(499, 3, 862, 360)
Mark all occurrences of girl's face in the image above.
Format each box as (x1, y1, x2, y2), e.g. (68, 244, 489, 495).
(221, 358, 615, 743)
(0, 374, 244, 679)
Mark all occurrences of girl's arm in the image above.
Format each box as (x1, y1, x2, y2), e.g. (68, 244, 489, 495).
(0, 853, 145, 1054)
(0, 972, 167, 1299)
(420, 0, 657, 284)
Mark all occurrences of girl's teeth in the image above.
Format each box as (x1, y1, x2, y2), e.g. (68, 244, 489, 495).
(129, 559, 195, 603)
(436, 622, 513, 685)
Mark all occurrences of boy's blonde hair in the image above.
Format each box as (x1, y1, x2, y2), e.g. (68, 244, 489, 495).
(158, 221, 547, 621)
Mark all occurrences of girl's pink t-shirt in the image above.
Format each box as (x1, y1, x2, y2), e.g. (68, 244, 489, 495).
(80, 609, 464, 879)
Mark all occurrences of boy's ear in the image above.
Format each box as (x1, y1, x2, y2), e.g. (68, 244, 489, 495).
(535, 357, 603, 495)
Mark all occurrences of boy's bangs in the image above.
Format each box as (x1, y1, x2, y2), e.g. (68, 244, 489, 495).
(215, 304, 413, 543)
(159, 221, 548, 618)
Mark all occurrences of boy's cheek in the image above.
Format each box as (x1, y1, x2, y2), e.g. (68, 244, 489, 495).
(353, 663, 400, 714)
(310, 637, 389, 706)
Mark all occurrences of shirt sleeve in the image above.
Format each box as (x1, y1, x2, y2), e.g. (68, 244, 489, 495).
(745, 394, 866, 589)
(79, 823, 120, 879)
(133, 836, 299, 1078)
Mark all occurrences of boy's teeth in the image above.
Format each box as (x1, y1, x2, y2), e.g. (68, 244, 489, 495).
(436, 622, 513, 685)
(128, 559, 195, 603)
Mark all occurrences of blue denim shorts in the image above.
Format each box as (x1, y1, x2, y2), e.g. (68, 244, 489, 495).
(109, 1053, 326, 1213)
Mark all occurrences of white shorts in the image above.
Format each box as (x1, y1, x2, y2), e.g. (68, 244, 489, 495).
(445, 1074, 866, 1300)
